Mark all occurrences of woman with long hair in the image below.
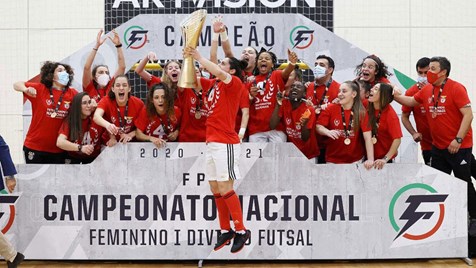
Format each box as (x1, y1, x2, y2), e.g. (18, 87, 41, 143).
(57, 92, 104, 164)
(367, 83, 402, 169)
(184, 46, 250, 254)
(316, 81, 374, 169)
(82, 29, 125, 103)
(13, 61, 78, 163)
(355, 54, 391, 87)
(135, 52, 182, 104)
(93, 75, 145, 146)
(135, 83, 181, 148)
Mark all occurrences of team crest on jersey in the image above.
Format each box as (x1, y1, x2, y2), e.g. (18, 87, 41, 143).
(28, 151, 34, 160)
(286, 118, 292, 125)
(111, 116, 116, 123)
(46, 99, 53, 106)
(323, 96, 329, 103)
(296, 124, 301, 130)
(64, 101, 70, 109)
(191, 97, 196, 104)
(334, 119, 340, 126)
(440, 96, 446, 103)
(125, 116, 133, 124)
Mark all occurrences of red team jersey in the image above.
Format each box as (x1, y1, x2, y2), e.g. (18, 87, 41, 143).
(177, 88, 208, 142)
(317, 104, 368, 163)
(248, 70, 285, 135)
(58, 117, 104, 159)
(235, 85, 251, 134)
(201, 76, 242, 144)
(135, 106, 181, 141)
(83, 78, 113, 103)
(305, 80, 340, 108)
(363, 106, 403, 159)
(279, 100, 319, 159)
(97, 96, 145, 141)
(413, 78, 472, 149)
(401, 84, 432, 151)
(24, 82, 78, 153)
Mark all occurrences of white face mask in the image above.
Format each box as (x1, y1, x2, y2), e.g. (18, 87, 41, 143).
(97, 74, 110, 87)
(201, 71, 211, 79)
(416, 76, 427, 85)
(313, 65, 327, 79)
(57, 71, 70, 86)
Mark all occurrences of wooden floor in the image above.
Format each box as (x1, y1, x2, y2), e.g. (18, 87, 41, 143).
(12, 259, 474, 267)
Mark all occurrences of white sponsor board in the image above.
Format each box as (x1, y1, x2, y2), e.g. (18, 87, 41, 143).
(3, 143, 467, 259)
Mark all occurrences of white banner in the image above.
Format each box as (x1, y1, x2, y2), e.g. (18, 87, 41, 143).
(2, 143, 467, 259)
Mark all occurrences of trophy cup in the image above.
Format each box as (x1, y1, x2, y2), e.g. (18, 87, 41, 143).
(178, 9, 208, 88)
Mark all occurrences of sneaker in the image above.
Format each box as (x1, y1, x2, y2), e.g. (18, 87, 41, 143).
(214, 230, 235, 251)
(7, 252, 24, 268)
(231, 230, 251, 253)
(469, 219, 476, 237)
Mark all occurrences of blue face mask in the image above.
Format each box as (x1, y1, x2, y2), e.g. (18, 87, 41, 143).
(313, 65, 327, 79)
(416, 76, 427, 84)
(57, 71, 70, 86)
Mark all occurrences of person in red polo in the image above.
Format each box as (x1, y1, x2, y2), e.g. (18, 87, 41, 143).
(401, 57, 432, 165)
(394, 56, 476, 236)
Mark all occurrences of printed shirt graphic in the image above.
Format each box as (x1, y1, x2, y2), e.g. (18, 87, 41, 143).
(200, 76, 242, 144)
(58, 117, 104, 159)
(177, 88, 207, 142)
(305, 80, 340, 108)
(83, 78, 113, 103)
(279, 100, 319, 159)
(248, 70, 285, 135)
(24, 82, 78, 153)
(401, 83, 432, 151)
(97, 96, 145, 140)
(364, 106, 402, 159)
(317, 103, 367, 163)
(135, 106, 181, 141)
(413, 78, 472, 149)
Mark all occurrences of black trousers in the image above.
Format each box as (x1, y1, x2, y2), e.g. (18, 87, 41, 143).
(23, 146, 65, 164)
(431, 146, 476, 218)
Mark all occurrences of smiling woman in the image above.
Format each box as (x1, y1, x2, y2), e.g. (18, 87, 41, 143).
(56, 92, 105, 164)
(93, 75, 145, 147)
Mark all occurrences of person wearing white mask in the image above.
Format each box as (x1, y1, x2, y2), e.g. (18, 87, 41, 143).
(401, 57, 432, 165)
(83, 29, 125, 104)
(14, 62, 78, 163)
(305, 54, 340, 163)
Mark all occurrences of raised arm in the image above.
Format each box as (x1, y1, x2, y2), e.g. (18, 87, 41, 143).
(13, 81, 36, 98)
(83, 30, 107, 87)
(109, 29, 126, 78)
(185, 47, 229, 83)
(281, 49, 298, 81)
(135, 52, 156, 82)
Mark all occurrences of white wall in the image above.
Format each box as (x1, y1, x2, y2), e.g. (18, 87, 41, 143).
(1, 0, 475, 163)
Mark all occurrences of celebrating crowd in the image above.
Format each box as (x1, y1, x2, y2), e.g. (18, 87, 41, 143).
(7, 16, 476, 255)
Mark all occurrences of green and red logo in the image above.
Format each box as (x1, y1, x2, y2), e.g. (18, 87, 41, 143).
(123, 25, 148, 49)
(0, 195, 20, 234)
(389, 183, 447, 240)
(289, 26, 314, 49)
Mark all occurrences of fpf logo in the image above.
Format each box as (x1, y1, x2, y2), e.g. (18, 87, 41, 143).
(389, 183, 447, 240)
(0, 195, 20, 234)
(123, 26, 149, 49)
(289, 26, 314, 49)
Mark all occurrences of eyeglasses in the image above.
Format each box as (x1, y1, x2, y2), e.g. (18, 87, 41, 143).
(81, 100, 92, 105)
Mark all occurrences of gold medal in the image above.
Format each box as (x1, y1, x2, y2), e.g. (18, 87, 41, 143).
(371, 136, 377, 144)
(195, 111, 201, 119)
(344, 138, 351, 145)
(315, 108, 321, 115)
(50, 112, 57, 118)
